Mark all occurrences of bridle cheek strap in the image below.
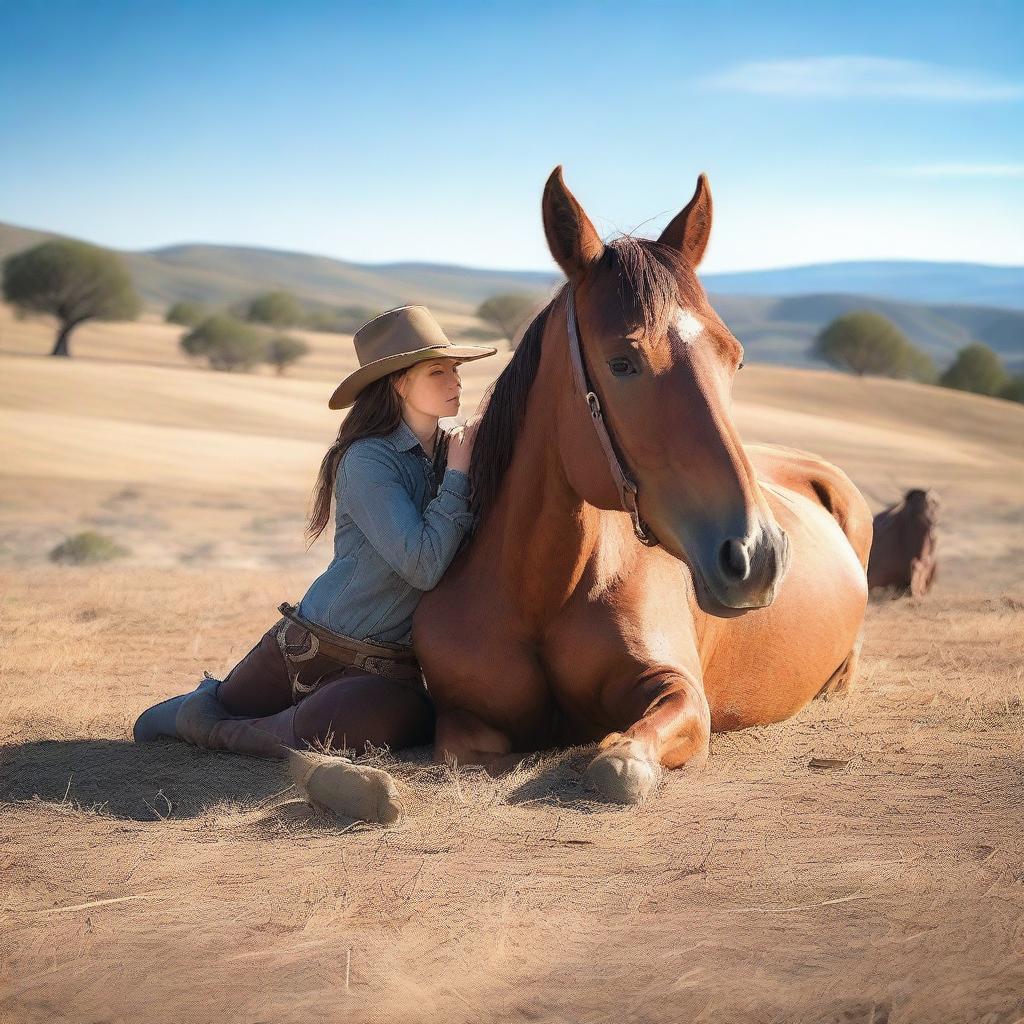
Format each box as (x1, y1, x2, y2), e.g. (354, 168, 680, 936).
(565, 289, 658, 547)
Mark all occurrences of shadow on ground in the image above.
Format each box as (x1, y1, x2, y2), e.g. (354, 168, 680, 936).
(1, 737, 624, 824)
(0, 738, 292, 821)
(501, 748, 600, 808)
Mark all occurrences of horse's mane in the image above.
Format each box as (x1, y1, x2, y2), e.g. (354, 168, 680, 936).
(469, 235, 690, 525)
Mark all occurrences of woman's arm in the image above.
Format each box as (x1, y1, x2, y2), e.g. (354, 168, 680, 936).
(339, 444, 474, 591)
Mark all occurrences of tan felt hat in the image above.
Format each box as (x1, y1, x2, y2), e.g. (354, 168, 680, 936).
(329, 305, 498, 410)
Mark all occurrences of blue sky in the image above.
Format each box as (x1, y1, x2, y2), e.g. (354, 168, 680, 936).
(0, 0, 1021, 272)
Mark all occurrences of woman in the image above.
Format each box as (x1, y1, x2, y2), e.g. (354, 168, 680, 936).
(133, 305, 497, 771)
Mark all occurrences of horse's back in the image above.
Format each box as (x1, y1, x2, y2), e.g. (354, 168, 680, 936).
(747, 443, 872, 569)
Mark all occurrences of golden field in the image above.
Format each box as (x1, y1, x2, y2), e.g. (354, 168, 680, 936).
(1, 302, 1023, 1023)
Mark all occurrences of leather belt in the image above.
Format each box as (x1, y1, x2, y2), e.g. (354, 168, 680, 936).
(277, 602, 421, 682)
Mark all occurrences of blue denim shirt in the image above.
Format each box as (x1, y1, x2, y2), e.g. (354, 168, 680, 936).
(297, 420, 474, 647)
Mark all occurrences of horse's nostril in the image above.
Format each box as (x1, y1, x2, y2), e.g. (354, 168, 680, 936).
(719, 538, 751, 582)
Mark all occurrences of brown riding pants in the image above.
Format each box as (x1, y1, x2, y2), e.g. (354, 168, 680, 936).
(207, 619, 434, 758)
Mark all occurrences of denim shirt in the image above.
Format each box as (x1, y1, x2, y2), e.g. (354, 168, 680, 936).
(297, 420, 474, 647)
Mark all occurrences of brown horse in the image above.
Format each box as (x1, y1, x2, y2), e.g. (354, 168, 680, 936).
(414, 168, 872, 803)
(868, 488, 940, 597)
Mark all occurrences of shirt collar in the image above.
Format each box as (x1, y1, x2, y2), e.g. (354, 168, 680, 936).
(387, 419, 431, 454)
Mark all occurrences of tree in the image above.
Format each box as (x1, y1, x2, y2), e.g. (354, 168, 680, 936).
(181, 314, 266, 371)
(2, 239, 140, 357)
(265, 334, 310, 375)
(245, 290, 303, 327)
(939, 343, 1009, 396)
(813, 312, 934, 381)
(999, 375, 1024, 404)
(902, 345, 939, 385)
(166, 300, 209, 327)
(476, 293, 537, 348)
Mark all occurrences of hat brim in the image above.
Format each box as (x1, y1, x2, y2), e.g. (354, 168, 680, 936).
(328, 344, 498, 410)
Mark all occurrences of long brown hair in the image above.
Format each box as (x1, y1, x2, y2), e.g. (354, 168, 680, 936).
(306, 372, 408, 543)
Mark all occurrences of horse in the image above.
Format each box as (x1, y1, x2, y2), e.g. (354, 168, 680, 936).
(868, 488, 940, 597)
(413, 167, 872, 803)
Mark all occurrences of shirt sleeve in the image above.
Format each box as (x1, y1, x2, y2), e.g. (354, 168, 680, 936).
(338, 445, 475, 591)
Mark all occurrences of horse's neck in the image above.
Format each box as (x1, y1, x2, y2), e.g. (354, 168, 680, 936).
(471, 357, 602, 620)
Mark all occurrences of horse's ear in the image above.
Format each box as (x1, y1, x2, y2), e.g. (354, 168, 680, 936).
(542, 166, 604, 279)
(657, 173, 713, 269)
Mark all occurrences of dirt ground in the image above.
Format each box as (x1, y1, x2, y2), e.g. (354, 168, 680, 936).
(2, 571, 1022, 1023)
(2, 310, 1023, 1022)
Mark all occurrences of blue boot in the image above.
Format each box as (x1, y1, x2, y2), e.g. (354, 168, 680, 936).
(133, 674, 222, 742)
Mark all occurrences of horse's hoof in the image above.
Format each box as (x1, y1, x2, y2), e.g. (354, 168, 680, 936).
(585, 740, 663, 804)
(287, 750, 404, 826)
(133, 676, 221, 742)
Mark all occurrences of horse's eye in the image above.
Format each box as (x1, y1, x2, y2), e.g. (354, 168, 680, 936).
(608, 356, 638, 377)
(737, 361, 745, 371)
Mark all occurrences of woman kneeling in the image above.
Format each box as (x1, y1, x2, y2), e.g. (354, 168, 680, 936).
(133, 306, 496, 768)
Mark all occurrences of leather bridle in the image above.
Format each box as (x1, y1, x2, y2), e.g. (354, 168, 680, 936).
(565, 288, 658, 547)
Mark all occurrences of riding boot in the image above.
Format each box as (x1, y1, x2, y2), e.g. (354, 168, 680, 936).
(176, 689, 297, 760)
(204, 709, 298, 760)
(133, 674, 222, 742)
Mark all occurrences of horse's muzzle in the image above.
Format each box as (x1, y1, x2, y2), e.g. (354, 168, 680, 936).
(688, 524, 791, 614)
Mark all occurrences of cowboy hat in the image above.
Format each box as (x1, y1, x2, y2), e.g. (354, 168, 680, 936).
(329, 305, 497, 409)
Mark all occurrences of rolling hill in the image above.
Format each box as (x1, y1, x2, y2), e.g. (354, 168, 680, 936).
(2, 301, 1022, 573)
(713, 292, 1024, 370)
(1, 219, 1021, 370)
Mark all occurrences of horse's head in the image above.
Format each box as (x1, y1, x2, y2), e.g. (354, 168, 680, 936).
(542, 167, 790, 615)
(904, 488, 941, 526)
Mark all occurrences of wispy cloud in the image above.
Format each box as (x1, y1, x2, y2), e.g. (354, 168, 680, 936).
(884, 163, 1024, 178)
(701, 57, 1024, 101)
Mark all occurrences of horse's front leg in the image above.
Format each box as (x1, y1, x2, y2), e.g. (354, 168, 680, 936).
(586, 670, 711, 804)
(909, 555, 935, 598)
(434, 708, 517, 772)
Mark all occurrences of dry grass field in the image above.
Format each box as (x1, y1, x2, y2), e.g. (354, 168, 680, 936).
(2, 303, 1023, 1023)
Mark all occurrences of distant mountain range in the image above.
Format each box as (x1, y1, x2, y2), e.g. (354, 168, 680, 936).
(1, 220, 1021, 371)
(704, 261, 1024, 310)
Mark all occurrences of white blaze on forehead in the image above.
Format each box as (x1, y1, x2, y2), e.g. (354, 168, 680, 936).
(673, 307, 704, 344)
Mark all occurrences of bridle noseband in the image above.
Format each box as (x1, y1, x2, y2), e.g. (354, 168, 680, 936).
(565, 289, 658, 547)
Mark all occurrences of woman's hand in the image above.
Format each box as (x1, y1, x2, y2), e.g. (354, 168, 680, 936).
(447, 416, 481, 475)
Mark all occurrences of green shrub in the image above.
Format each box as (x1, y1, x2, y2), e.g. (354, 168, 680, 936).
(181, 314, 267, 371)
(166, 301, 209, 327)
(245, 290, 303, 327)
(49, 531, 130, 565)
(265, 334, 310, 375)
(940, 343, 1009, 396)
